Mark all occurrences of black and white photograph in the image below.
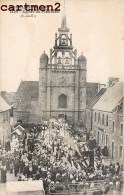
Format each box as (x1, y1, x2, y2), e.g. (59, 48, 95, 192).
(0, 0, 123, 194)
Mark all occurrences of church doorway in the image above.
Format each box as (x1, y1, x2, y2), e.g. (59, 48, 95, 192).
(58, 94, 67, 108)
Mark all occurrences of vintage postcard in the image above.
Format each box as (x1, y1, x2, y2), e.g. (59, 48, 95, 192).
(0, 0, 123, 194)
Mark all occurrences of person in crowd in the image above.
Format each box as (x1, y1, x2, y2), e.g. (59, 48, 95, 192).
(0, 119, 123, 194)
(1, 166, 7, 183)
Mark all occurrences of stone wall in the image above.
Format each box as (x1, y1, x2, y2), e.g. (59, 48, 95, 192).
(39, 66, 86, 124)
(13, 110, 30, 123)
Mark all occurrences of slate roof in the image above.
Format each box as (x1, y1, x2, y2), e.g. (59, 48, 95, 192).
(0, 91, 15, 105)
(14, 81, 100, 109)
(15, 81, 99, 105)
(15, 81, 39, 101)
(93, 82, 123, 112)
(112, 97, 123, 114)
(0, 95, 11, 112)
(87, 88, 107, 109)
(86, 82, 99, 105)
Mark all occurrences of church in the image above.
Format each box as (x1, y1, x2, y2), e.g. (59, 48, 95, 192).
(39, 11, 87, 124)
(13, 9, 100, 125)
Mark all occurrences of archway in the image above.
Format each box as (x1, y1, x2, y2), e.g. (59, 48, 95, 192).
(58, 94, 67, 108)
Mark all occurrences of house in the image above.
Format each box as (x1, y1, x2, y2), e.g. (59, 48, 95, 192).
(92, 82, 123, 162)
(86, 88, 107, 132)
(0, 95, 12, 146)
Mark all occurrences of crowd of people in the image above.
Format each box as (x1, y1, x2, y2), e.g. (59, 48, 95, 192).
(0, 119, 123, 195)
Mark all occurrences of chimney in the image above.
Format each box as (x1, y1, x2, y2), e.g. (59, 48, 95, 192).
(107, 77, 119, 88)
(98, 83, 106, 91)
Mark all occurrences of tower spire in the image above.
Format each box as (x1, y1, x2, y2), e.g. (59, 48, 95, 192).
(61, 0, 67, 29)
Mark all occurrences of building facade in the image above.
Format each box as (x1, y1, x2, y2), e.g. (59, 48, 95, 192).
(39, 12, 87, 124)
(86, 88, 106, 132)
(92, 82, 123, 162)
(0, 95, 12, 146)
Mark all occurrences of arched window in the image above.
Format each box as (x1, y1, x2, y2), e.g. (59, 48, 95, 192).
(58, 94, 67, 108)
(61, 34, 67, 45)
(65, 57, 70, 64)
(57, 57, 62, 64)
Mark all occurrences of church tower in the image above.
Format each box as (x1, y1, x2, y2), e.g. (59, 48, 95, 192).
(39, 3, 87, 124)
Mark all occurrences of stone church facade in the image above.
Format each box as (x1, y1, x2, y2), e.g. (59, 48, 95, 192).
(12, 12, 100, 125)
(39, 13, 86, 124)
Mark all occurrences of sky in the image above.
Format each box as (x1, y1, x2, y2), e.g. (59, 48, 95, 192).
(0, 0, 123, 92)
